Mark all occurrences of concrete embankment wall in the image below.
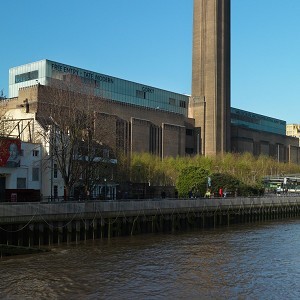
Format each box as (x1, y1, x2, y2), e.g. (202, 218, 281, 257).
(0, 196, 299, 248)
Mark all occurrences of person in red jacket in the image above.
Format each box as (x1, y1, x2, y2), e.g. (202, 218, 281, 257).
(219, 187, 223, 198)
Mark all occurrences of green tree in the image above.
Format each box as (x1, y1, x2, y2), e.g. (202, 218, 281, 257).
(126, 152, 300, 198)
(176, 166, 209, 198)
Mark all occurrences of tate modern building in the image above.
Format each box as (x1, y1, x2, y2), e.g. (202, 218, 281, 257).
(6, 58, 299, 163)
(5, 0, 300, 163)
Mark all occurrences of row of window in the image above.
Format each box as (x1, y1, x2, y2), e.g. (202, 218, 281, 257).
(169, 98, 186, 108)
(18, 149, 39, 157)
(17, 167, 39, 188)
(18, 150, 110, 186)
(16, 164, 56, 191)
(17, 164, 56, 188)
(136, 90, 146, 99)
(15, 70, 39, 84)
(136, 90, 187, 109)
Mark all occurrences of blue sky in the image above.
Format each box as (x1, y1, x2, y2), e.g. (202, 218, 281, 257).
(1, 0, 299, 123)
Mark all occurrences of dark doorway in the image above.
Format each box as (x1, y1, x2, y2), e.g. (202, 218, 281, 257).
(0, 177, 6, 202)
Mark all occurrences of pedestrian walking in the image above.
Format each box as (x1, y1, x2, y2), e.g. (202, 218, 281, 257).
(219, 187, 223, 198)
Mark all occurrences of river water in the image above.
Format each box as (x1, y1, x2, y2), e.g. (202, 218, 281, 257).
(1, 219, 300, 299)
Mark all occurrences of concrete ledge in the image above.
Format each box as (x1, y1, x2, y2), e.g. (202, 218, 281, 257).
(0, 196, 299, 224)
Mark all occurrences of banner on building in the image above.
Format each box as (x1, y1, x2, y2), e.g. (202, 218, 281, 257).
(0, 138, 21, 168)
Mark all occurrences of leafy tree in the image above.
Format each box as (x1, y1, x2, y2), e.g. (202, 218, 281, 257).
(127, 152, 300, 198)
(176, 166, 209, 198)
(209, 172, 240, 194)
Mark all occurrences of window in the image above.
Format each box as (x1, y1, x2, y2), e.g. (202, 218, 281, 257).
(185, 148, 194, 154)
(53, 163, 58, 178)
(15, 70, 38, 84)
(17, 178, 26, 189)
(136, 90, 146, 99)
(103, 149, 110, 158)
(169, 98, 176, 106)
(186, 129, 194, 136)
(32, 168, 39, 181)
(179, 100, 186, 108)
(54, 185, 58, 198)
(32, 150, 39, 157)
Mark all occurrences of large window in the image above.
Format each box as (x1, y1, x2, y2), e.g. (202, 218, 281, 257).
(17, 178, 26, 189)
(54, 185, 58, 198)
(186, 129, 194, 136)
(32, 168, 39, 181)
(53, 163, 58, 178)
(185, 148, 194, 154)
(136, 90, 146, 99)
(15, 70, 38, 84)
(103, 149, 110, 158)
(179, 100, 186, 108)
(32, 150, 39, 157)
(169, 98, 176, 106)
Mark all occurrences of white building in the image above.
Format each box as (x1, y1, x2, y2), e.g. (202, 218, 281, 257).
(1, 103, 116, 201)
(0, 140, 43, 201)
(0, 102, 65, 201)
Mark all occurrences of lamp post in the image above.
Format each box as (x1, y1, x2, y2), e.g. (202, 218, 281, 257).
(104, 178, 107, 200)
(136, 165, 141, 199)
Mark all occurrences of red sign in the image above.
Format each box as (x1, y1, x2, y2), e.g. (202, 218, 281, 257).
(0, 138, 21, 168)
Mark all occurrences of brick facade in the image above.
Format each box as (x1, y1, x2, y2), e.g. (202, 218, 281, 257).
(9, 85, 196, 158)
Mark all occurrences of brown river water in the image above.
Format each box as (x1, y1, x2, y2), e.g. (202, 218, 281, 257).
(1, 219, 300, 299)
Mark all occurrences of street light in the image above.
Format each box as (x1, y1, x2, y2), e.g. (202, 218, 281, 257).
(104, 178, 107, 200)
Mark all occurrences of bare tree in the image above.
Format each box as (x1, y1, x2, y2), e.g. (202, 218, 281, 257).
(36, 79, 116, 199)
